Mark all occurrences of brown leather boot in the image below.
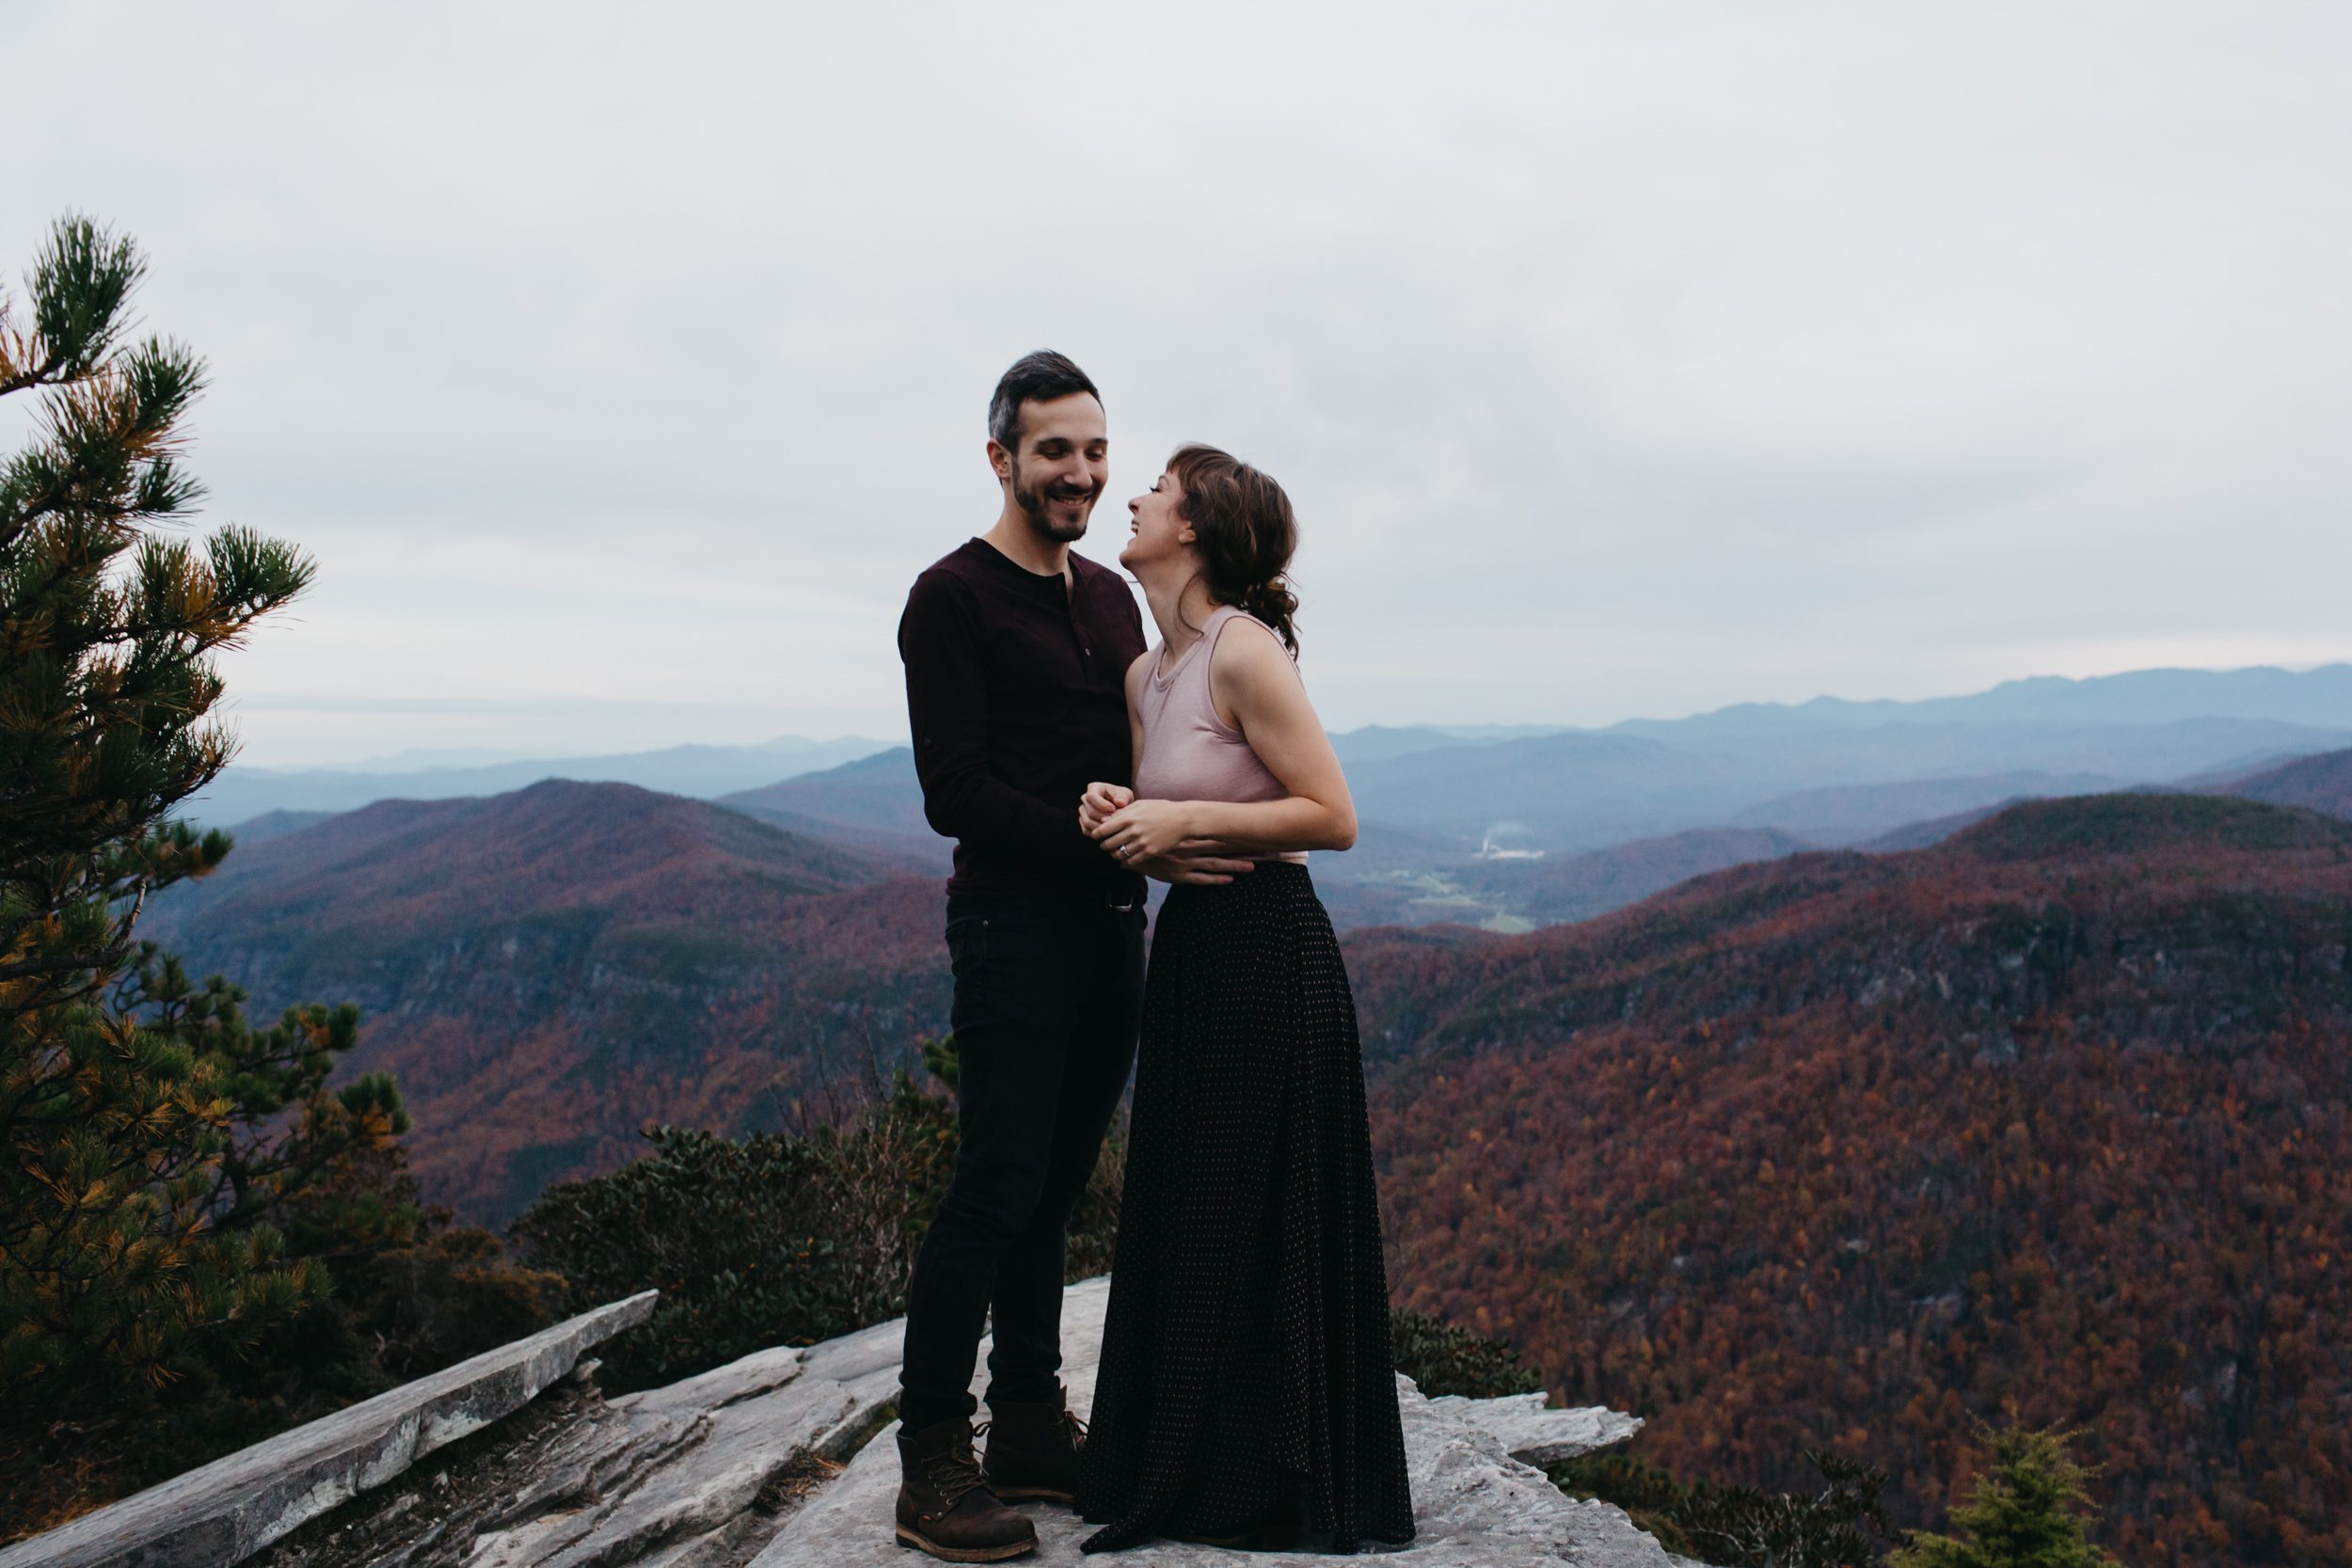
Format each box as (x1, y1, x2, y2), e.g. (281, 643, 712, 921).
(979, 1387, 1088, 1504)
(895, 1414, 1037, 1562)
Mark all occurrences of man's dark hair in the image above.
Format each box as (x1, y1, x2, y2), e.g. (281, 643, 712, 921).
(988, 350, 1101, 451)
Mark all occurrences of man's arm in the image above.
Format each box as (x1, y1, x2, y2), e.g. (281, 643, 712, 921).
(898, 569, 1104, 871)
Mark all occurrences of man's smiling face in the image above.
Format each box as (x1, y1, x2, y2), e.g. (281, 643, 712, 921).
(996, 391, 1108, 544)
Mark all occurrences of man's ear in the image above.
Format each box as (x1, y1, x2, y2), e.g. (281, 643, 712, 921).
(987, 439, 1013, 483)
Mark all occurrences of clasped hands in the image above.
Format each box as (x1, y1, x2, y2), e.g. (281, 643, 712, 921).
(1080, 784, 1256, 886)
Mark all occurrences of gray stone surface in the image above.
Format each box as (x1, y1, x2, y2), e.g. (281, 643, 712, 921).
(1421, 1389, 1645, 1466)
(0, 1291, 658, 1568)
(18, 1275, 1671, 1568)
(251, 1329, 903, 1568)
(457, 1346, 860, 1568)
(751, 1276, 1673, 1567)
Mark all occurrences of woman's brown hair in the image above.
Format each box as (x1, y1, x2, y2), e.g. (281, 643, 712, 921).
(1167, 443, 1301, 656)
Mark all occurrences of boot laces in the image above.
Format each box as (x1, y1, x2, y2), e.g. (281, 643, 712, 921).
(923, 1426, 989, 1516)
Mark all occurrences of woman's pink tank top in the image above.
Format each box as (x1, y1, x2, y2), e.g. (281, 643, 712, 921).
(1133, 605, 1310, 865)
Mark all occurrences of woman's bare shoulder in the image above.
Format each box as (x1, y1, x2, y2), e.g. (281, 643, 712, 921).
(1209, 612, 1295, 681)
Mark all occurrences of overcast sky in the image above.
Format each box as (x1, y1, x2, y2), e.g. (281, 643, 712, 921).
(10, 2, 2351, 768)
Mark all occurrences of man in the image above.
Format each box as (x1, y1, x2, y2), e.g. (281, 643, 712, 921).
(892, 351, 1249, 1561)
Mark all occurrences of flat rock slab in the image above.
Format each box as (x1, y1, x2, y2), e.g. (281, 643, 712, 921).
(249, 1335, 897, 1568)
(752, 1277, 1672, 1568)
(457, 1348, 861, 1568)
(1421, 1390, 1645, 1466)
(1, 1291, 658, 1568)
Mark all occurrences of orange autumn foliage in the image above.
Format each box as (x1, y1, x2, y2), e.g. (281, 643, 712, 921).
(1350, 795, 2352, 1567)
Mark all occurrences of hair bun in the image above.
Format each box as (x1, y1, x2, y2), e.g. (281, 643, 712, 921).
(1167, 443, 1303, 656)
(1239, 577, 1300, 651)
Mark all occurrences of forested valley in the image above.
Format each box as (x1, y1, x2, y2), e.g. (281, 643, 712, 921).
(1352, 794, 2352, 1565)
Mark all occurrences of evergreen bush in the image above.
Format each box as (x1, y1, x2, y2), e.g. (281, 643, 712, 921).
(1389, 1308, 1545, 1398)
(0, 216, 560, 1539)
(1887, 1424, 2120, 1568)
(1, 213, 319, 1421)
(514, 1037, 1123, 1392)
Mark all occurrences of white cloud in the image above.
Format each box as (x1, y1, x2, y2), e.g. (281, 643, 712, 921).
(9, 0, 2349, 764)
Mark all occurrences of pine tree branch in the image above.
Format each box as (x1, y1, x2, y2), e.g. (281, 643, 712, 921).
(0, 942, 133, 983)
(0, 353, 71, 399)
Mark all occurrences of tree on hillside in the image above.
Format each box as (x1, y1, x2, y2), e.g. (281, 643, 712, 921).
(1886, 1425, 2119, 1568)
(88, 950, 564, 1483)
(0, 214, 344, 1515)
(0, 215, 563, 1538)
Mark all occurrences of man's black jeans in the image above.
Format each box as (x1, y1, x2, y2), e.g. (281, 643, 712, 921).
(898, 891, 1146, 1434)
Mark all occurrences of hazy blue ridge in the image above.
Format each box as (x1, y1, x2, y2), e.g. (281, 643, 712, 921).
(185, 735, 898, 826)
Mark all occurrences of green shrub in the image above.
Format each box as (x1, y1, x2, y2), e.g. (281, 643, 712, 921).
(2, 953, 562, 1538)
(513, 1039, 1123, 1392)
(1389, 1308, 1545, 1398)
(1557, 1447, 1901, 1567)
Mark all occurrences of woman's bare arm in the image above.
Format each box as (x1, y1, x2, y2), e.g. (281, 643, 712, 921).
(1091, 618, 1356, 861)
(1083, 647, 1258, 883)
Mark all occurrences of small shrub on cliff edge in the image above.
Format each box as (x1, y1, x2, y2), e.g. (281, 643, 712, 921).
(1389, 1309, 1545, 1398)
(513, 1037, 1125, 1392)
(1558, 1448, 1901, 1567)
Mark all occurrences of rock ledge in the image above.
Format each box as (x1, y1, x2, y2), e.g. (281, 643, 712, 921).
(10, 1280, 1676, 1568)
(1, 1291, 656, 1568)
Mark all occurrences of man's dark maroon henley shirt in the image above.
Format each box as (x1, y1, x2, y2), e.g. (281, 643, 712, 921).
(898, 537, 1149, 902)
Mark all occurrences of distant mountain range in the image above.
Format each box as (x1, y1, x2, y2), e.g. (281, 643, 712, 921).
(186, 664, 2352, 845)
(2214, 745, 2352, 818)
(1337, 715, 2352, 847)
(142, 780, 948, 1223)
(183, 735, 896, 826)
(191, 665, 2352, 944)
(147, 744, 2352, 1229)
(143, 770, 2352, 1560)
(719, 750, 946, 872)
(148, 667, 2352, 1221)
(134, 673, 2352, 1565)
(1601, 661, 2352, 735)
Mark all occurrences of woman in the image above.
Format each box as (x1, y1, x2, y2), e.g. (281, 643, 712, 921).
(1072, 445, 1414, 1554)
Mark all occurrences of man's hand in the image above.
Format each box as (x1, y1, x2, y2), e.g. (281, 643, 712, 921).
(1079, 781, 1135, 838)
(1134, 849, 1258, 886)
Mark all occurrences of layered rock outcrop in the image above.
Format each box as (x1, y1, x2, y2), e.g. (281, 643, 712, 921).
(10, 1280, 1677, 1568)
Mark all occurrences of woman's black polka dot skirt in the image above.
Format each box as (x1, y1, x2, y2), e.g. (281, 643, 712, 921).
(1077, 863, 1415, 1554)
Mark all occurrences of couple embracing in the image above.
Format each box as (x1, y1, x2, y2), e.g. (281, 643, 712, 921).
(891, 352, 1413, 1559)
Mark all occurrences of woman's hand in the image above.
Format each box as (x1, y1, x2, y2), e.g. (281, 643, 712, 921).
(1079, 781, 1135, 837)
(1091, 798, 1200, 863)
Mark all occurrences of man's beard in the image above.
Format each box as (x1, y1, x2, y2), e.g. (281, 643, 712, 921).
(1012, 463, 1099, 543)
